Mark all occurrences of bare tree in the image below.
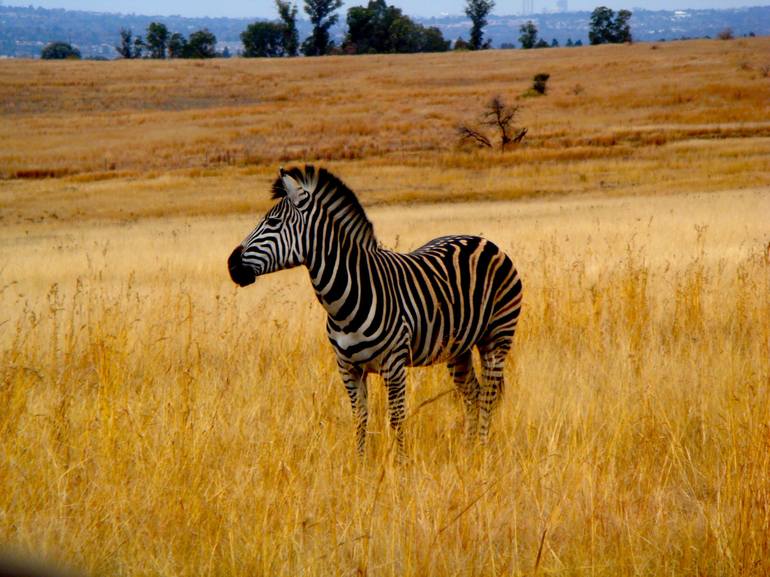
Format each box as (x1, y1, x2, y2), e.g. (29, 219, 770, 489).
(458, 96, 527, 151)
(482, 96, 524, 150)
(458, 126, 493, 148)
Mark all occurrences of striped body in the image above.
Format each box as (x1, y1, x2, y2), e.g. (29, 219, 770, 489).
(322, 235, 520, 369)
(228, 166, 522, 457)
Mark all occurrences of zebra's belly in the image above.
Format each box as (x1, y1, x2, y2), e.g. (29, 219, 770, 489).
(407, 340, 474, 368)
(330, 322, 480, 372)
(327, 323, 403, 371)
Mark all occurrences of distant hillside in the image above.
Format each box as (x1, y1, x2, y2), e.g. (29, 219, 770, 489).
(427, 7, 770, 46)
(1, 3, 768, 58)
(0, 5, 267, 58)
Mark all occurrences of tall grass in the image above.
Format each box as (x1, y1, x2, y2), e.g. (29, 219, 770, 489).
(1, 193, 767, 576)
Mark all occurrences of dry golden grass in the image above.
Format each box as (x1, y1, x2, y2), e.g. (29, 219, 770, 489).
(1, 189, 768, 576)
(1, 37, 770, 224)
(1, 39, 769, 577)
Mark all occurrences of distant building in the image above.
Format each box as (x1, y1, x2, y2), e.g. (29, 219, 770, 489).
(557, 0, 568, 12)
(521, 0, 534, 15)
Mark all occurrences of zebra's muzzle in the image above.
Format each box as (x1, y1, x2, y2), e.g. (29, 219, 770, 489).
(228, 245, 256, 287)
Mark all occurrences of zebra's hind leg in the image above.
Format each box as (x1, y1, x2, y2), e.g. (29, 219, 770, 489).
(478, 347, 508, 443)
(339, 362, 368, 456)
(381, 353, 408, 462)
(448, 351, 480, 443)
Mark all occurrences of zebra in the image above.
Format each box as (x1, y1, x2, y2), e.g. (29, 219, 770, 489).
(228, 165, 522, 458)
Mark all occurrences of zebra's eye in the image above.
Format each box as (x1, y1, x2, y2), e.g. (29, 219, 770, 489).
(265, 216, 282, 227)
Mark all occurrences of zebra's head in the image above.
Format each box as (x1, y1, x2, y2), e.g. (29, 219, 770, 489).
(228, 168, 312, 287)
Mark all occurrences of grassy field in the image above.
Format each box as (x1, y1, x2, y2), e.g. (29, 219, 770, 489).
(1, 37, 769, 222)
(1, 38, 769, 576)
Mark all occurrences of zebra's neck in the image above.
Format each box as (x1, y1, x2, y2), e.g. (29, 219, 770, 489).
(305, 207, 380, 323)
(282, 166, 381, 326)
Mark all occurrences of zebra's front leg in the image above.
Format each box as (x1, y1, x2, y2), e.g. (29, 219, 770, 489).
(339, 361, 368, 455)
(381, 355, 408, 461)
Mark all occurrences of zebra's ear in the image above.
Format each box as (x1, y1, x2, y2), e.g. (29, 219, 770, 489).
(280, 168, 307, 206)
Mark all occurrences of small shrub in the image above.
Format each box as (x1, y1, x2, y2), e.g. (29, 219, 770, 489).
(532, 73, 550, 95)
(718, 28, 734, 40)
(454, 37, 470, 51)
(41, 42, 81, 60)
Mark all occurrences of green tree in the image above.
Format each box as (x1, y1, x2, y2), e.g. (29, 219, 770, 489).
(241, 22, 285, 57)
(612, 9, 632, 43)
(276, 1, 300, 56)
(589, 6, 632, 45)
(344, 1, 448, 54)
(345, 1, 389, 54)
(588, 6, 614, 44)
(465, 0, 495, 50)
(518, 20, 538, 49)
(132, 35, 145, 58)
(116, 28, 139, 59)
(302, 0, 343, 56)
(388, 15, 423, 53)
(168, 32, 187, 58)
(41, 41, 81, 59)
(422, 26, 450, 52)
(145, 22, 169, 58)
(185, 29, 217, 58)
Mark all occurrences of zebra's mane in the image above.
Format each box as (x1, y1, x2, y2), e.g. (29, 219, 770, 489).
(271, 165, 376, 246)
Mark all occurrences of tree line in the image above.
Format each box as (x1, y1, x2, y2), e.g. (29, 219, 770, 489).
(40, 2, 635, 60)
(115, 25, 220, 59)
(114, 0, 497, 59)
(516, 7, 631, 49)
(243, 2, 631, 56)
(244, 0, 498, 56)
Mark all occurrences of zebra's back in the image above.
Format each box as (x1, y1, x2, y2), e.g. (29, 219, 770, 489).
(385, 235, 522, 367)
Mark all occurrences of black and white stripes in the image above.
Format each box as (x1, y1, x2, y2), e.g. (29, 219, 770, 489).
(228, 165, 522, 457)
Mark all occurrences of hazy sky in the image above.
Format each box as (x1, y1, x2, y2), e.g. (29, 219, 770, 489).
(21, 0, 770, 19)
